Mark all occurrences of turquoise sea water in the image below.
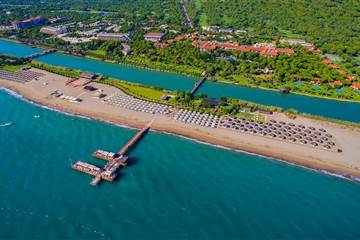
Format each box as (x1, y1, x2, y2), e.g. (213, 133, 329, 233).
(1, 39, 360, 123)
(1, 89, 360, 239)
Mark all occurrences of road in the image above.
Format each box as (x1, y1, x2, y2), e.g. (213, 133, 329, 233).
(179, 0, 193, 27)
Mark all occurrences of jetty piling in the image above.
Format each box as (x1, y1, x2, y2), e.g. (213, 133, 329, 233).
(72, 119, 153, 186)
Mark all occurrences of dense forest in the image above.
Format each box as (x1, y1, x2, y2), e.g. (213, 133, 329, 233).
(0, 0, 184, 26)
(187, 0, 360, 57)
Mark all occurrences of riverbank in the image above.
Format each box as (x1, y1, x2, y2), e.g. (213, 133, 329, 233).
(2, 37, 359, 104)
(1, 68, 360, 180)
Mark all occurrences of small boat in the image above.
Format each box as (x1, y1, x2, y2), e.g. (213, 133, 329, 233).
(33, 114, 41, 119)
(0, 122, 13, 127)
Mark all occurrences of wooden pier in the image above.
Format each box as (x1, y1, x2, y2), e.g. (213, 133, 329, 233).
(72, 120, 153, 186)
(118, 124, 150, 155)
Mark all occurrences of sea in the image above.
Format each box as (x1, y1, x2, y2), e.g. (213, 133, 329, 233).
(1, 88, 360, 239)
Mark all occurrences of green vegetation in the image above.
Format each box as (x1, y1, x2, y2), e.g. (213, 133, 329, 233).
(86, 49, 106, 58)
(100, 78, 173, 103)
(1, 0, 359, 102)
(188, 0, 360, 58)
(0, 55, 30, 71)
(100, 78, 275, 121)
(30, 61, 80, 78)
(0, 64, 26, 71)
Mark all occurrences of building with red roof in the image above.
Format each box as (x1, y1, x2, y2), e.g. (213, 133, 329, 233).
(306, 47, 323, 55)
(331, 80, 343, 87)
(12, 16, 46, 29)
(346, 76, 357, 82)
(351, 82, 360, 90)
(154, 42, 169, 48)
(312, 78, 321, 84)
(277, 48, 295, 56)
(192, 41, 218, 51)
(329, 64, 340, 69)
(322, 59, 332, 65)
(337, 69, 348, 75)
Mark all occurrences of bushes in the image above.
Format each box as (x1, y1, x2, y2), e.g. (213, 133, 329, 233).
(30, 62, 80, 78)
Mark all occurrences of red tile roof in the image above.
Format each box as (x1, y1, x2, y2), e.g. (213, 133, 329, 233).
(154, 42, 169, 48)
(329, 64, 339, 69)
(337, 69, 348, 75)
(312, 78, 321, 84)
(331, 80, 343, 86)
(192, 41, 217, 50)
(322, 59, 332, 64)
(346, 76, 356, 82)
(351, 83, 360, 90)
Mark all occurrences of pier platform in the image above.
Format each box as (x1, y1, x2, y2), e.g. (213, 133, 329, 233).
(72, 119, 153, 186)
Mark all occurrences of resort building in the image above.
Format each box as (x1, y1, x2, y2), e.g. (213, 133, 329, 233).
(121, 44, 131, 56)
(12, 16, 46, 30)
(97, 33, 131, 42)
(154, 42, 169, 48)
(40, 26, 68, 35)
(331, 80, 343, 87)
(144, 32, 165, 42)
(80, 72, 96, 80)
(48, 17, 68, 24)
(351, 83, 360, 90)
(192, 41, 218, 51)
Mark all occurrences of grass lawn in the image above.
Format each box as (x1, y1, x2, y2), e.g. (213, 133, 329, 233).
(0, 64, 26, 71)
(101, 78, 174, 102)
(87, 49, 106, 57)
(235, 111, 265, 122)
(324, 54, 343, 62)
(195, 0, 208, 26)
(279, 29, 304, 39)
(230, 75, 252, 85)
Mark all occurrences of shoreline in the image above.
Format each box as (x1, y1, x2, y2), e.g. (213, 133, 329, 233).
(2, 37, 359, 104)
(1, 85, 359, 183)
(1, 70, 360, 182)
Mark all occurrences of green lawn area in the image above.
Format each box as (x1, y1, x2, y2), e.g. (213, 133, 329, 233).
(229, 75, 252, 85)
(87, 49, 106, 57)
(101, 78, 174, 102)
(324, 54, 343, 62)
(195, 0, 208, 26)
(0, 64, 26, 71)
(279, 29, 304, 39)
(235, 111, 265, 122)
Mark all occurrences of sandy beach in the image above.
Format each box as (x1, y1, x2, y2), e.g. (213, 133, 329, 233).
(1, 68, 360, 179)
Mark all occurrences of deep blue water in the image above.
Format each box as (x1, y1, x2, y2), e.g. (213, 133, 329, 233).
(1, 88, 360, 239)
(1, 39, 360, 123)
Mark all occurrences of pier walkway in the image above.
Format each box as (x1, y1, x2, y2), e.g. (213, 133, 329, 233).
(72, 119, 154, 186)
(190, 77, 206, 96)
